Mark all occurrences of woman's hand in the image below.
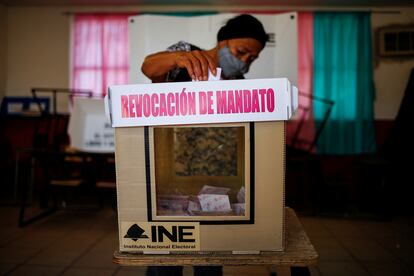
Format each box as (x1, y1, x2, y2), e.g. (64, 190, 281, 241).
(141, 49, 217, 82)
(175, 50, 217, 81)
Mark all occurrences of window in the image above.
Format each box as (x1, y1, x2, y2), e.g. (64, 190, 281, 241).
(148, 123, 254, 223)
(71, 14, 131, 97)
(378, 25, 414, 57)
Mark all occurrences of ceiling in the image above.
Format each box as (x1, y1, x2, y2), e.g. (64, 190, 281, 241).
(1, 0, 413, 7)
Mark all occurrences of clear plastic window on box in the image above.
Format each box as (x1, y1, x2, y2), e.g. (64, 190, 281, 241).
(151, 123, 252, 222)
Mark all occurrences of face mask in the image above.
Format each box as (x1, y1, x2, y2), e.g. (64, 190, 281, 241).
(218, 46, 248, 78)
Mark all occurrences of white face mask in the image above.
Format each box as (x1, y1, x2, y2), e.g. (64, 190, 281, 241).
(218, 46, 248, 78)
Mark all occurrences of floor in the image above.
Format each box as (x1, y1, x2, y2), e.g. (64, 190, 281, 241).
(0, 203, 413, 276)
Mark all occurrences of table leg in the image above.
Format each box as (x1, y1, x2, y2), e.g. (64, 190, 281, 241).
(290, 266, 310, 276)
(13, 150, 20, 203)
(268, 266, 310, 276)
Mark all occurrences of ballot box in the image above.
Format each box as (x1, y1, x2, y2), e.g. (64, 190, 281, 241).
(105, 78, 297, 253)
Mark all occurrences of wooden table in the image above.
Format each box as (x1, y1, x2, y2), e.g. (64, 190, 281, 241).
(113, 208, 317, 274)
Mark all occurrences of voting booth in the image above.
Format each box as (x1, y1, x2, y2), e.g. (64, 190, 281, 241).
(107, 12, 298, 254)
(68, 98, 115, 153)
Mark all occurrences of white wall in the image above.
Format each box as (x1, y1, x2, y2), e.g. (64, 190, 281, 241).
(372, 8, 414, 119)
(0, 4, 6, 100)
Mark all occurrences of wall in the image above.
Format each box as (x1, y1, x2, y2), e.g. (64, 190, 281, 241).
(372, 9, 414, 119)
(6, 7, 70, 104)
(5, 6, 141, 111)
(3, 5, 413, 118)
(4, 5, 217, 99)
(0, 5, 6, 100)
(4, 5, 203, 111)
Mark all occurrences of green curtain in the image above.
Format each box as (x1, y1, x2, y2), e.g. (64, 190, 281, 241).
(313, 12, 376, 155)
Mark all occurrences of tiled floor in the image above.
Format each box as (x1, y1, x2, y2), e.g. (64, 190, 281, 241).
(0, 205, 413, 276)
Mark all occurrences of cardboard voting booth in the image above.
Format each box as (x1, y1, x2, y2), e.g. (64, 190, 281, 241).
(106, 78, 297, 253)
(68, 98, 114, 153)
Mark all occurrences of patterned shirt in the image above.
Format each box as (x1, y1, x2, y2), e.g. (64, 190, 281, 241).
(165, 41, 202, 82)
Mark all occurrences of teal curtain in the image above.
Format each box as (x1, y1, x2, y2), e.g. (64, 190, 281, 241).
(313, 12, 376, 155)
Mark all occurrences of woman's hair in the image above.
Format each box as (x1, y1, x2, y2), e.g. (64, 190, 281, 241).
(217, 14, 268, 47)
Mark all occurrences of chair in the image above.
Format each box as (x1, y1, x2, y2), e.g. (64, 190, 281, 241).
(286, 92, 334, 154)
(285, 92, 334, 214)
(17, 88, 97, 226)
(31, 87, 93, 192)
(95, 156, 117, 209)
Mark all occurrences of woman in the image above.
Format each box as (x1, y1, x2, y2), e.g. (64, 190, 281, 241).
(142, 14, 268, 276)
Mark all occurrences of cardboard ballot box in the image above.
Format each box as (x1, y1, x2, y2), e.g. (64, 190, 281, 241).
(106, 78, 297, 253)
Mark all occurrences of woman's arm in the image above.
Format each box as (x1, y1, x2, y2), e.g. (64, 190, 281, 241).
(141, 50, 217, 83)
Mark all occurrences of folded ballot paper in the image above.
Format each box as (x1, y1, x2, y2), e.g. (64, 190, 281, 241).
(198, 194, 232, 212)
(192, 68, 222, 82)
(156, 194, 189, 215)
(237, 186, 245, 203)
(231, 203, 245, 215)
(187, 197, 202, 212)
(197, 184, 231, 212)
(155, 183, 247, 216)
(198, 185, 230, 195)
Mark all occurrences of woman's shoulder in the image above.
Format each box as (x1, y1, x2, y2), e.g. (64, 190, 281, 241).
(167, 41, 202, 52)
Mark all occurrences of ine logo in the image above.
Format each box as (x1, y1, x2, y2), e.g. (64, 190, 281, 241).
(124, 224, 149, 241)
(124, 223, 197, 243)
